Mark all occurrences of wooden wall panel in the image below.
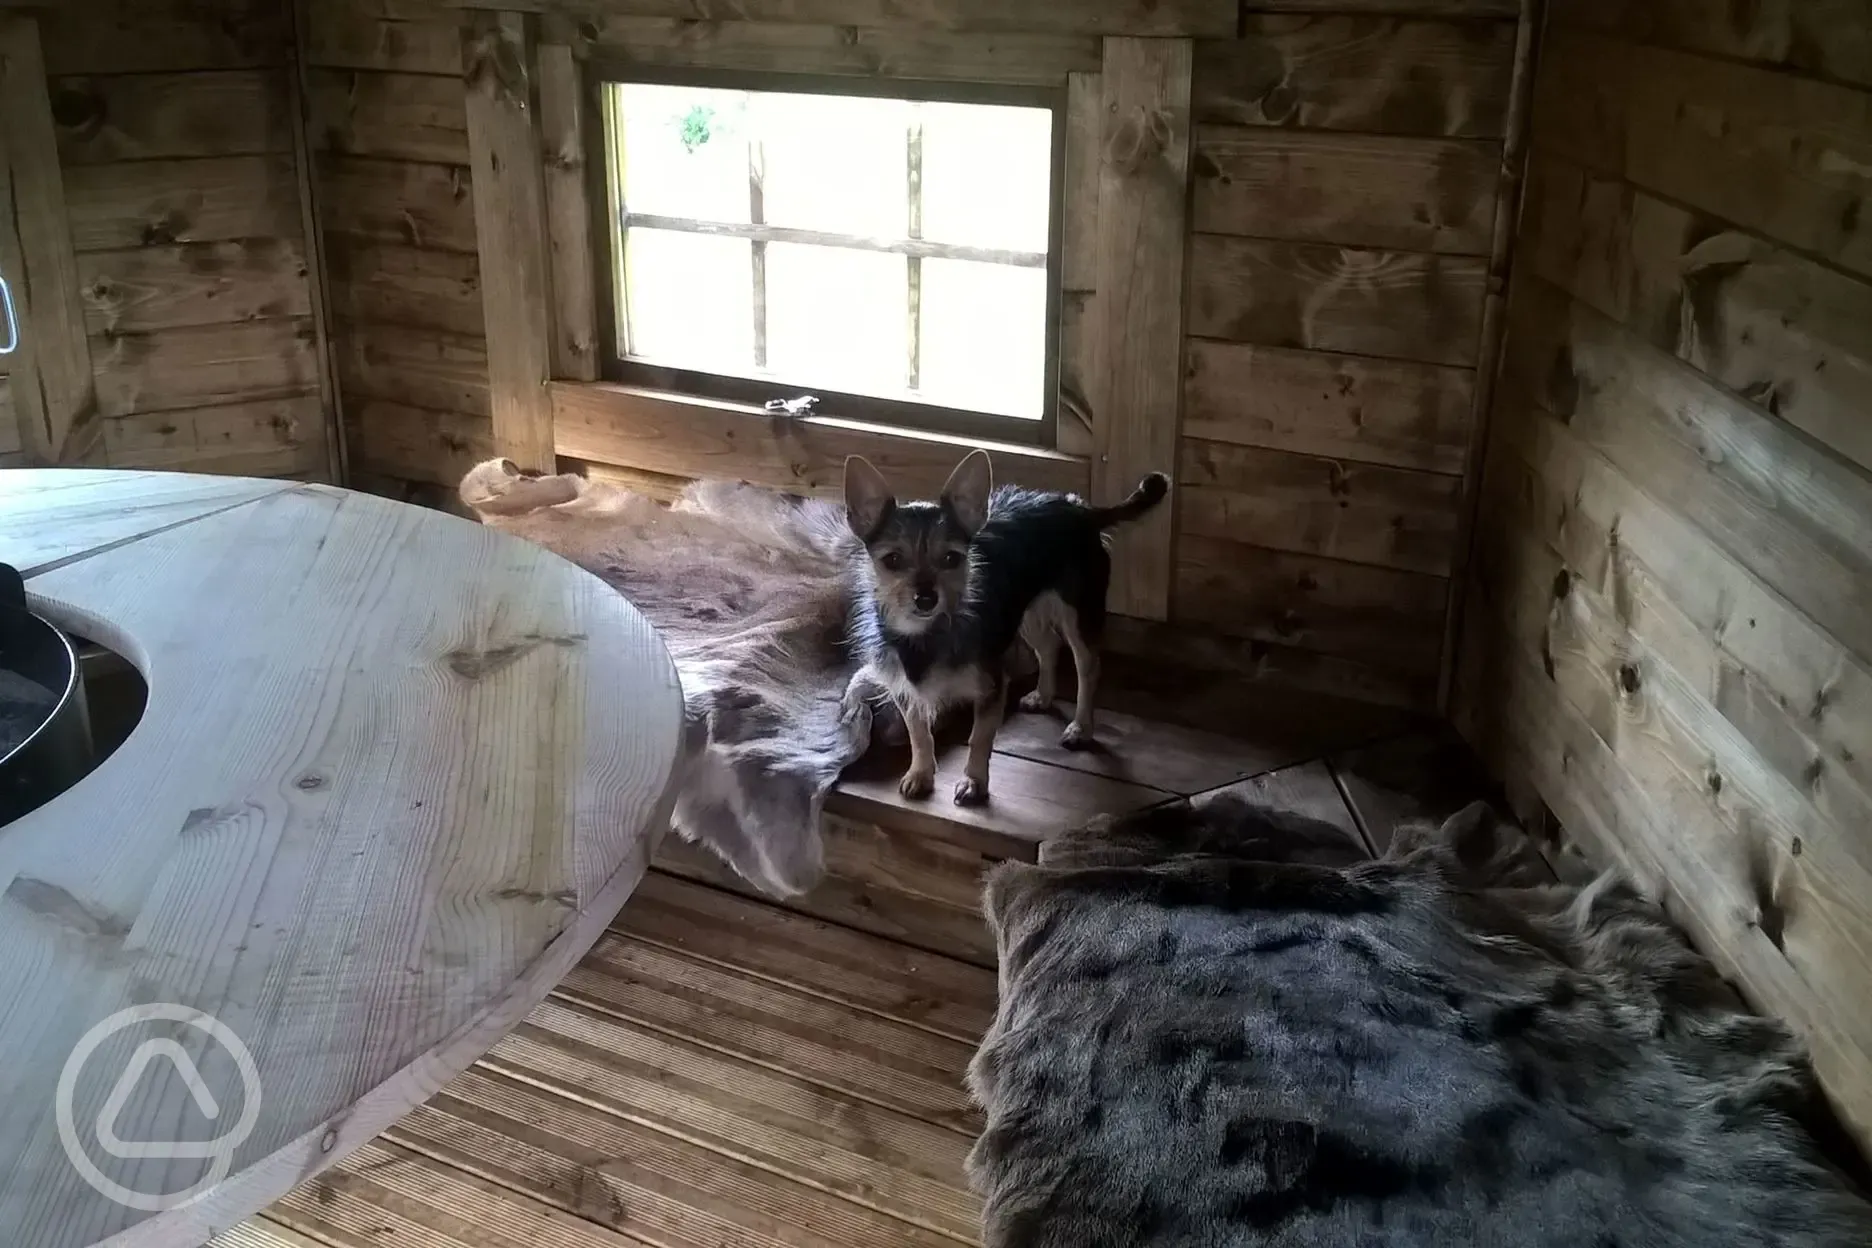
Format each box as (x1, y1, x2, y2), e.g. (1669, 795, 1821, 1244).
(50, 70, 291, 164)
(443, 0, 1237, 37)
(1192, 128, 1497, 255)
(1195, 16, 1515, 137)
(1188, 235, 1488, 367)
(1457, 0, 1872, 1153)
(1173, 7, 1519, 704)
(37, 0, 329, 478)
(309, 0, 493, 498)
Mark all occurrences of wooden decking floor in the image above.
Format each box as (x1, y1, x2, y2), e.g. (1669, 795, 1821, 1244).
(218, 707, 1498, 1248)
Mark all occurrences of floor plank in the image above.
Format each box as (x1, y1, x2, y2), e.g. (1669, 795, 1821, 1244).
(616, 872, 996, 1043)
(556, 932, 983, 1134)
(993, 699, 1307, 794)
(487, 1001, 981, 1238)
(1329, 729, 1500, 855)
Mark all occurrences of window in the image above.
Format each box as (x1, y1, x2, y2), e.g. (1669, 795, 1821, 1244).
(598, 75, 1064, 442)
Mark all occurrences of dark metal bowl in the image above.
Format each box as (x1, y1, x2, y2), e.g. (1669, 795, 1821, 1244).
(0, 563, 95, 826)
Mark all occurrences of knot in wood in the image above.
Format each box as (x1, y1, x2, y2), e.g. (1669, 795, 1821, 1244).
(1105, 106, 1173, 176)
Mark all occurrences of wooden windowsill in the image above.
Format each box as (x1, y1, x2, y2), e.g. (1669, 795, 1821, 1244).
(549, 379, 1090, 499)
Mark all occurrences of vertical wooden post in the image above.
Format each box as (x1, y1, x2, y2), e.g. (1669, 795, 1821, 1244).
(538, 36, 598, 382)
(0, 14, 99, 466)
(464, 10, 557, 472)
(1055, 70, 1102, 459)
(1093, 37, 1192, 622)
(1437, 0, 1544, 714)
(288, 0, 349, 484)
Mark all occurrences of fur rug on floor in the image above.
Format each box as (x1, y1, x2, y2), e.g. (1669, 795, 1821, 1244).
(968, 794, 1872, 1247)
(460, 459, 888, 898)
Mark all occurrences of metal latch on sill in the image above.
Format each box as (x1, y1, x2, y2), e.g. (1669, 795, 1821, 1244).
(764, 394, 819, 419)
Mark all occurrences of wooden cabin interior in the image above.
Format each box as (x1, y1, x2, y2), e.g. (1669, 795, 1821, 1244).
(3, 0, 1871, 1244)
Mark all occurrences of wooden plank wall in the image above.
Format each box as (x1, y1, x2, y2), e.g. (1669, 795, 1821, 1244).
(1169, 3, 1522, 708)
(1452, 0, 1872, 1152)
(30, 0, 330, 478)
(306, 0, 496, 490)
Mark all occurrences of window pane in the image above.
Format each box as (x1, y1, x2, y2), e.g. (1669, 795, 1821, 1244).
(919, 260, 1047, 420)
(921, 103, 1052, 254)
(765, 242, 906, 397)
(615, 84, 750, 224)
(757, 93, 908, 238)
(622, 230, 753, 371)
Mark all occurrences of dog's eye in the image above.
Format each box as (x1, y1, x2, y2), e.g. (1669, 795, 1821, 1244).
(941, 550, 965, 570)
(880, 551, 904, 571)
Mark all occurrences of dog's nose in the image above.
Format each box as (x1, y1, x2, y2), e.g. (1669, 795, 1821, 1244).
(913, 589, 938, 611)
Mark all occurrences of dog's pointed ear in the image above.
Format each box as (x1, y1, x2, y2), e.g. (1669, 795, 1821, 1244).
(941, 449, 993, 535)
(843, 455, 895, 539)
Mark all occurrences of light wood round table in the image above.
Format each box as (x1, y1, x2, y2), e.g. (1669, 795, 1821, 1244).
(0, 470, 686, 1248)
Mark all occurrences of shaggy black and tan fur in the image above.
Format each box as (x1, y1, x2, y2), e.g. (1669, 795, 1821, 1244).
(967, 795, 1872, 1247)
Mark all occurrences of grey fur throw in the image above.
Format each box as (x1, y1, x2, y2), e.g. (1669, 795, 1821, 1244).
(459, 459, 886, 898)
(968, 794, 1872, 1246)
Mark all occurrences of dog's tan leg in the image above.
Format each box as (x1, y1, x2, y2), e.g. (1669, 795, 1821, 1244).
(955, 685, 1007, 806)
(1018, 613, 1061, 713)
(1059, 612, 1100, 750)
(900, 701, 937, 799)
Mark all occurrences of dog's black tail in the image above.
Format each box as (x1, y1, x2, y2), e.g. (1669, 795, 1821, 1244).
(1088, 472, 1170, 529)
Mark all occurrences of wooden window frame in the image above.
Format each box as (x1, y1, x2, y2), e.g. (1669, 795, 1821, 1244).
(589, 64, 1070, 450)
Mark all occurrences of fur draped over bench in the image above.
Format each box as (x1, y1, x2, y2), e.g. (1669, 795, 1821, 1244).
(967, 795, 1872, 1247)
(459, 459, 893, 898)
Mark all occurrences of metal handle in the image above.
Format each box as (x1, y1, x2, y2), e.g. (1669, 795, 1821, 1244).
(0, 275, 16, 355)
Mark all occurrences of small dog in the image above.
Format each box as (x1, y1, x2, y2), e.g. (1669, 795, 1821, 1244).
(844, 449, 1169, 806)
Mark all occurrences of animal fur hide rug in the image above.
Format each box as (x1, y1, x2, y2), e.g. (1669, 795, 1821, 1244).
(459, 458, 888, 898)
(967, 793, 1872, 1247)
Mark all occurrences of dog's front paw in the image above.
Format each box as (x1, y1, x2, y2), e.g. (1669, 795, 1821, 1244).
(1018, 690, 1053, 714)
(899, 768, 936, 800)
(954, 776, 990, 806)
(1060, 722, 1094, 751)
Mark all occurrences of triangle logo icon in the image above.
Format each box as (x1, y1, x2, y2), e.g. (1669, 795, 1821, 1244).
(94, 1038, 225, 1160)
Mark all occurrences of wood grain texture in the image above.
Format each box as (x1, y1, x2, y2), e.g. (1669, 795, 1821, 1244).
(0, 473, 684, 1246)
(1093, 36, 1192, 621)
(1549, 0, 1872, 90)
(1196, 16, 1516, 138)
(463, 10, 557, 472)
(1182, 339, 1473, 473)
(994, 700, 1306, 795)
(76, 240, 311, 335)
(0, 376, 18, 460)
(1470, 511, 1872, 1151)
(1520, 152, 1872, 476)
(100, 398, 326, 477)
(0, 469, 286, 574)
(1501, 277, 1872, 667)
(49, 70, 290, 164)
(442, 0, 1234, 36)
(307, 68, 468, 164)
(324, 238, 484, 336)
(1203, 760, 1366, 848)
(334, 321, 490, 416)
(1179, 439, 1462, 576)
(91, 318, 318, 418)
(346, 397, 496, 485)
(1192, 126, 1498, 255)
(553, 380, 1086, 499)
(1174, 533, 1448, 676)
(1247, 0, 1516, 11)
(63, 155, 302, 252)
(0, 15, 100, 465)
(555, 14, 1099, 84)
(316, 153, 477, 253)
(1480, 412, 1872, 838)
(538, 39, 597, 381)
(1055, 70, 1101, 458)
(307, 2, 462, 73)
(1330, 729, 1506, 856)
(1188, 235, 1487, 367)
(38, 0, 288, 75)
